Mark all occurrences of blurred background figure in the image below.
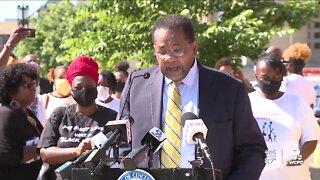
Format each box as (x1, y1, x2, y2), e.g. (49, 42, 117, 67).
(280, 43, 316, 108)
(265, 45, 283, 60)
(21, 54, 53, 95)
(215, 57, 254, 92)
(114, 60, 129, 83)
(7, 53, 18, 65)
(96, 70, 120, 112)
(0, 63, 43, 179)
(249, 54, 320, 180)
(0, 26, 32, 67)
(233, 67, 255, 92)
(214, 57, 233, 75)
(114, 60, 130, 99)
(41, 66, 76, 124)
(114, 80, 125, 99)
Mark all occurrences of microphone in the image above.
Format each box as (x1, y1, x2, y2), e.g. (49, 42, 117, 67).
(118, 72, 150, 120)
(143, 72, 150, 79)
(55, 131, 114, 179)
(122, 127, 166, 171)
(90, 131, 111, 149)
(181, 112, 213, 162)
(83, 118, 133, 169)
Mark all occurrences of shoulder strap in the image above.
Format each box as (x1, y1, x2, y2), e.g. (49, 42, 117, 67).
(26, 109, 44, 136)
(41, 93, 50, 109)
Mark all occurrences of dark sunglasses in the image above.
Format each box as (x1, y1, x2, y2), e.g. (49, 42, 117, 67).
(20, 80, 37, 89)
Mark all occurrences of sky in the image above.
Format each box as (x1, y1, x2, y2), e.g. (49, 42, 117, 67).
(0, 0, 49, 21)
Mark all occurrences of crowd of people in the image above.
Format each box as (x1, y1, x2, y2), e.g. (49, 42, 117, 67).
(0, 14, 319, 180)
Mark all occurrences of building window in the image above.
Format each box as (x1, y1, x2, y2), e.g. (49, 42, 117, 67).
(0, 35, 9, 49)
(315, 22, 320, 28)
(315, 32, 320, 38)
(315, 43, 320, 49)
(0, 35, 9, 43)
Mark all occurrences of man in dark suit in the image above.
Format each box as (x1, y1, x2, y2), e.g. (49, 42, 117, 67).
(118, 14, 267, 180)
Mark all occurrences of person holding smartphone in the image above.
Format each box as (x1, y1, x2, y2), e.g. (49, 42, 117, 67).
(0, 26, 35, 67)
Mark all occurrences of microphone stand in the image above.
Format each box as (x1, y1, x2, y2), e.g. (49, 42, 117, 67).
(92, 157, 116, 177)
(113, 144, 120, 164)
(195, 142, 204, 165)
(147, 151, 153, 168)
(112, 137, 122, 165)
(119, 72, 150, 119)
(91, 144, 118, 177)
(91, 135, 128, 177)
(189, 142, 204, 178)
(190, 141, 216, 180)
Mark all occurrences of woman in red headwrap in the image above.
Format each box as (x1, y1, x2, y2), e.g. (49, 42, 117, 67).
(37, 56, 117, 180)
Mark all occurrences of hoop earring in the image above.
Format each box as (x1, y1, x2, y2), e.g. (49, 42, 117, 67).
(10, 99, 21, 110)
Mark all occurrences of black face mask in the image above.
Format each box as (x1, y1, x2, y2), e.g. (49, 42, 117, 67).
(72, 87, 97, 107)
(257, 79, 282, 96)
(116, 81, 125, 92)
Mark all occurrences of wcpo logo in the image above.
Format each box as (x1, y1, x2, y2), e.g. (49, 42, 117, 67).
(288, 149, 304, 165)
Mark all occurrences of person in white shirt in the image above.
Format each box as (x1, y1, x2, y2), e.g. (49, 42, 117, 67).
(279, 43, 316, 108)
(41, 66, 76, 123)
(96, 70, 120, 112)
(249, 54, 320, 180)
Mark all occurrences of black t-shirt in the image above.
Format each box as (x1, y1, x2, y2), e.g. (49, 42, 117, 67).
(38, 104, 117, 180)
(0, 105, 43, 179)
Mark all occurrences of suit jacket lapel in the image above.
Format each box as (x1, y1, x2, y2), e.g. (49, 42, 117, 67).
(150, 68, 164, 128)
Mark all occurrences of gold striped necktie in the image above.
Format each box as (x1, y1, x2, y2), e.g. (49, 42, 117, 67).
(161, 81, 182, 168)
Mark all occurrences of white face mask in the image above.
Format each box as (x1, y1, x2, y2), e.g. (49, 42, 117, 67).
(97, 85, 110, 101)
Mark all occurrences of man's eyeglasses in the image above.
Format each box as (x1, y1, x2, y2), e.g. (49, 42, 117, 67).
(156, 48, 185, 58)
(155, 42, 192, 59)
(21, 80, 37, 89)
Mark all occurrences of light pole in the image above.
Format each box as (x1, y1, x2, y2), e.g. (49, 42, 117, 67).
(17, 5, 29, 27)
(216, 0, 223, 24)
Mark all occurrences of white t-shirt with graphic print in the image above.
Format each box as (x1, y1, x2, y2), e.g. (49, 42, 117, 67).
(249, 91, 320, 180)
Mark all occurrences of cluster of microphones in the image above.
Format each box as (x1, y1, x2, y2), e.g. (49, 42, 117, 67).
(55, 72, 213, 179)
(55, 112, 213, 179)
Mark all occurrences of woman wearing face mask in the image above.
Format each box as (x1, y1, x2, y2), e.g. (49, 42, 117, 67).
(37, 56, 117, 180)
(249, 54, 320, 180)
(0, 63, 43, 179)
(96, 70, 120, 112)
(41, 66, 76, 124)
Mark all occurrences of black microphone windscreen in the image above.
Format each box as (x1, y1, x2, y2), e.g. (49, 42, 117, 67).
(181, 112, 198, 126)
(104, 119, 131, 143)
(143, 72, 150, 79)
(105, 131, 113, 138)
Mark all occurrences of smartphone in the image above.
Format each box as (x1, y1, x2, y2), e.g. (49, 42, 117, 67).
(23, 28, 36, 37)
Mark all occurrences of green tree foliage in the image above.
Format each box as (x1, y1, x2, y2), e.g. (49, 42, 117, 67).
(15, 0, 320, 75)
